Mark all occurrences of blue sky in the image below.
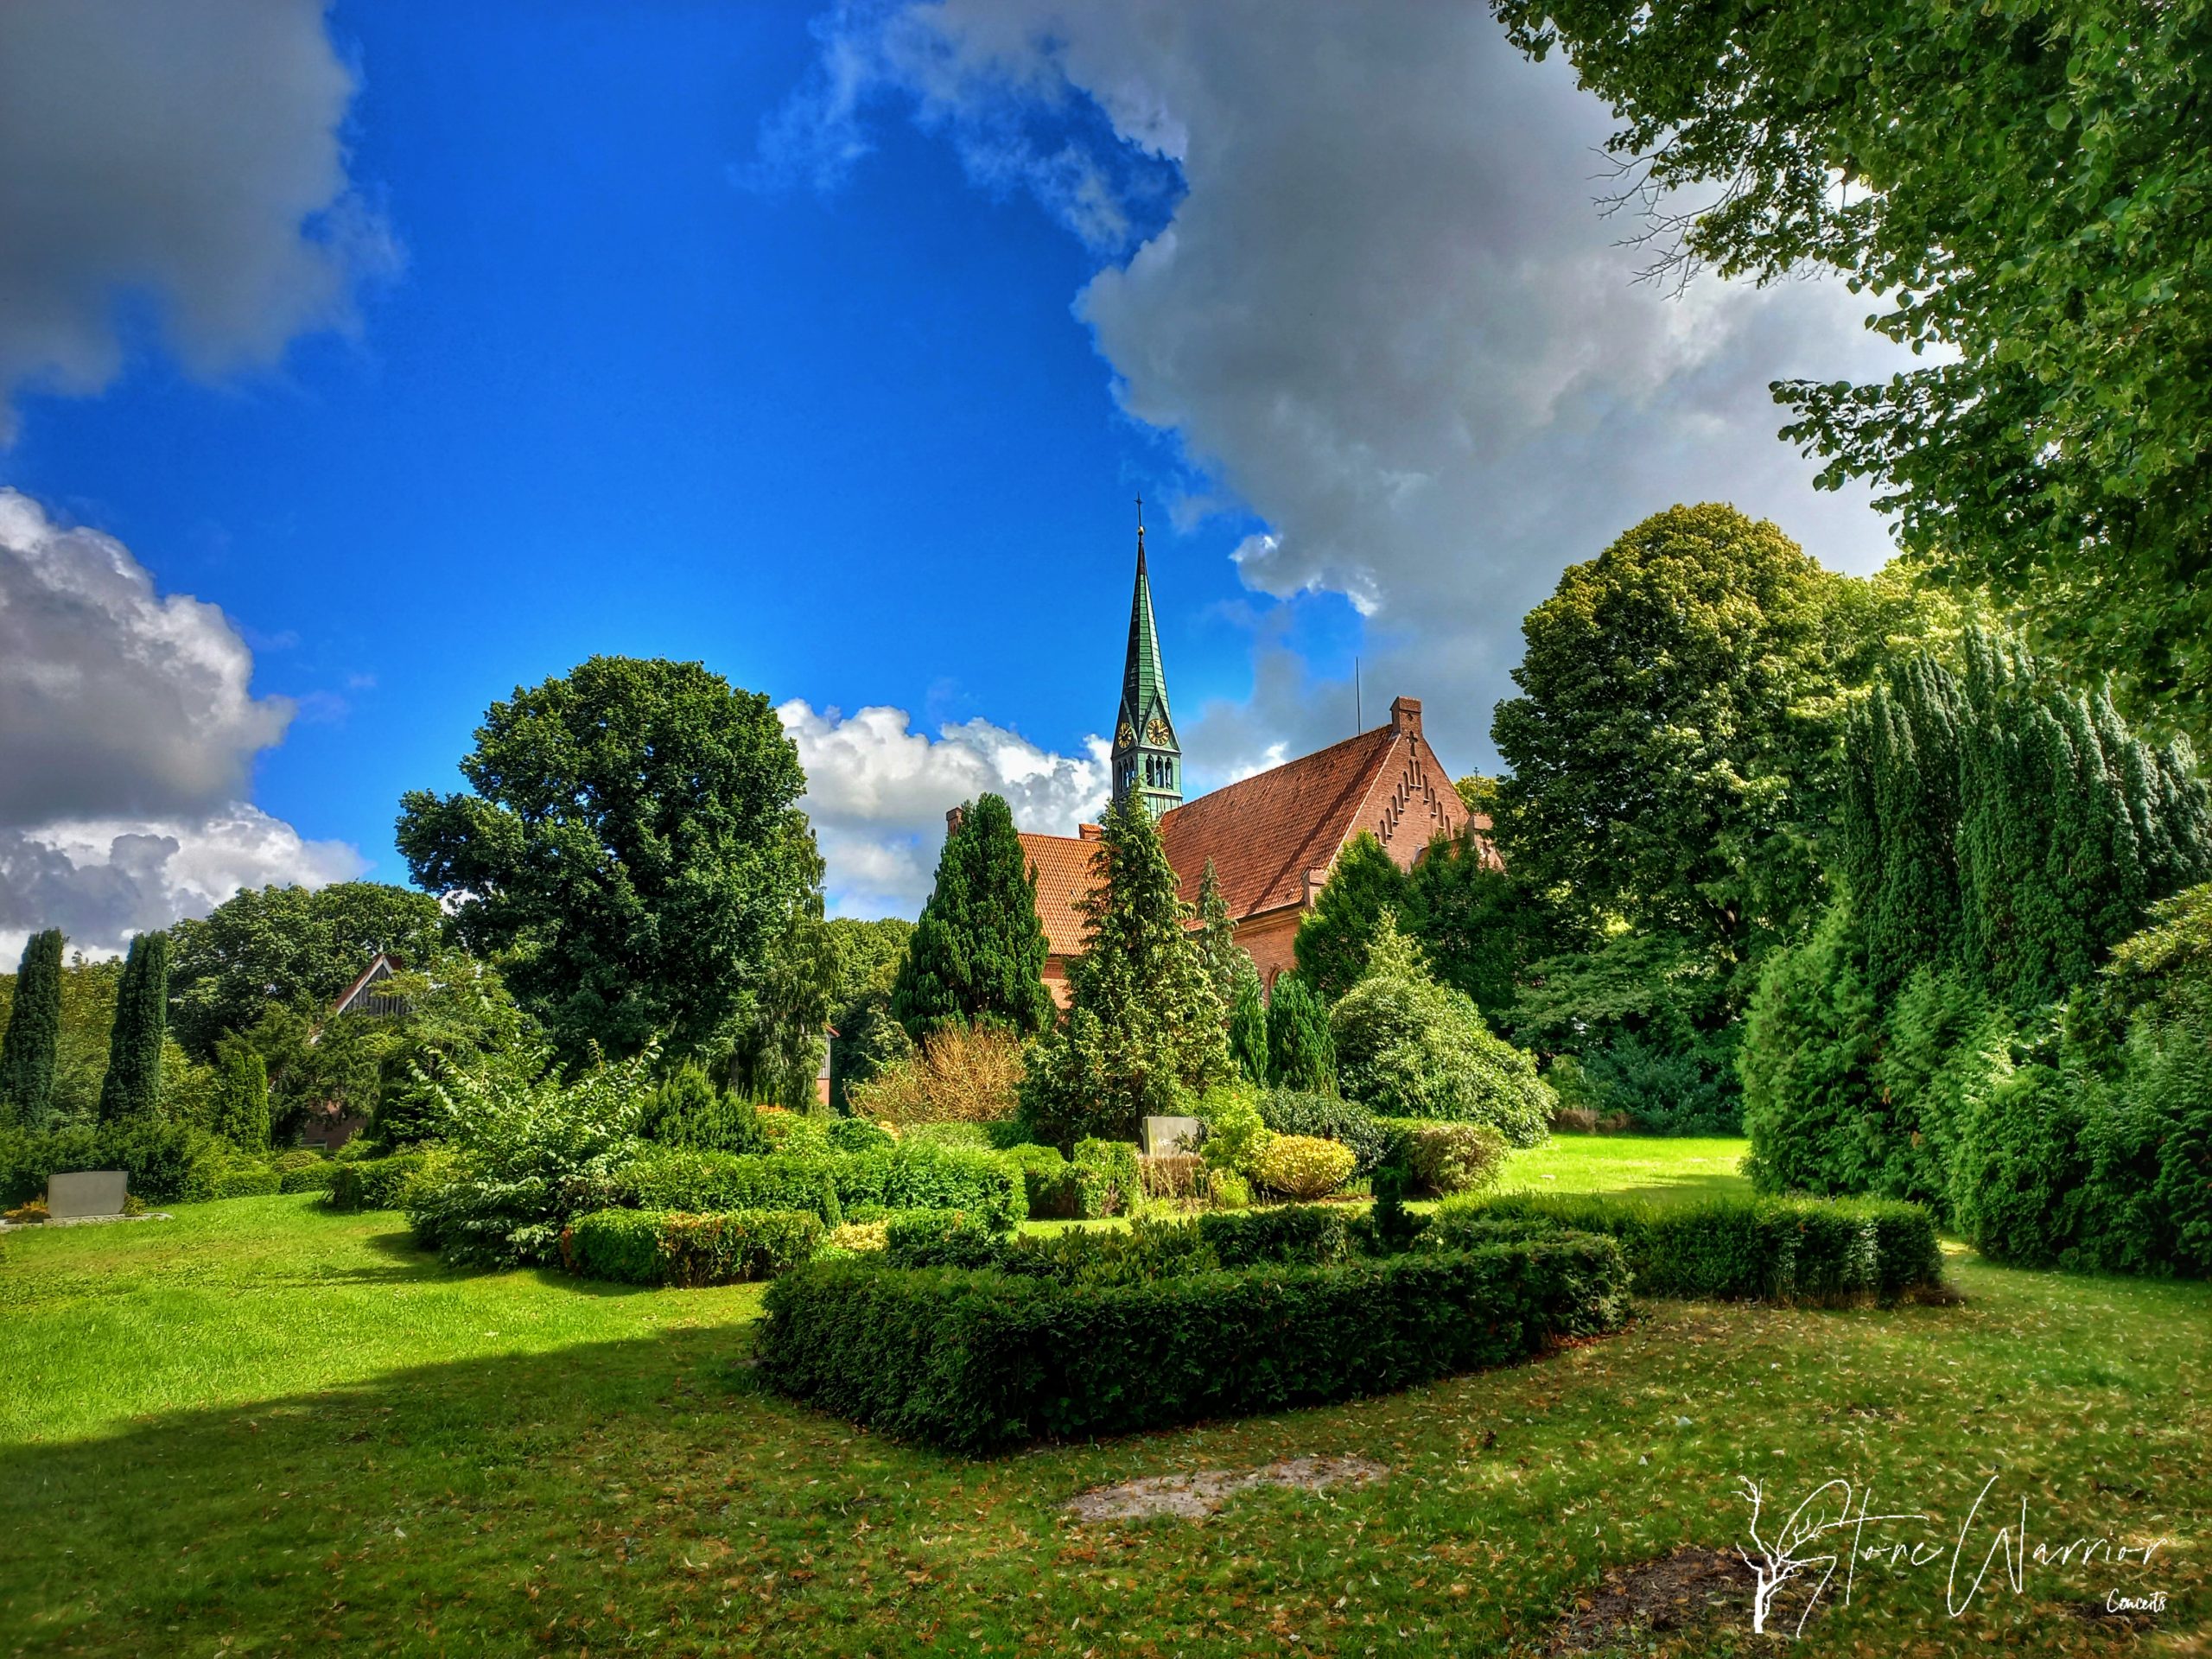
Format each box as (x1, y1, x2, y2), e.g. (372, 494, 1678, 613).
(0, 2, 1908, 951)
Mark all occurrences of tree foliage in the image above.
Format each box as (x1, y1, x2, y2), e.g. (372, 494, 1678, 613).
(168, 882, 445, 1059)
(1491, 0, 2212, 745)
(0, 929, 64, 1128)
(1021, 798, 1230, 1144)
(208, 1042, 270, 1152)
(1294, 833, 1414, 1002)
(396, 657, 818, 1067)
(892, 793, 1052, 1041)
(1227, 969, 1268, 1086)
(1264, 973, 1337, 1095)
(96, 931, 168, 1123)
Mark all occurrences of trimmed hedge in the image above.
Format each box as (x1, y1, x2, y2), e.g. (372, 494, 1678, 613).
(277, 1160, 340, 1194)
(615, 1144, 1022, 1234)
(1196, 1203, 1352, 1268)
(757, 1233, 1630, 1452)
(205, 1162, 282, 1199)
(564, 1207, 822, 1287)
(1437, 1193, 1944, 1305)
(326, 1150, 442, 1212)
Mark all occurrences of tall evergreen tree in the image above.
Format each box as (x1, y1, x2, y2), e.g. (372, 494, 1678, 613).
(1228, 966, 1268, 1085)
(892, 793, 1053, 1039)
(98, 931, 169, 1122)
(209, 1042, 270, 1151)
(1264, 972, 1338, 1095)
(0, 928, 65, 1128)
(1192, 861, 1244, 1014)
(1020, 797, 1230, 1142)
(1293, 833, 1414, 1002)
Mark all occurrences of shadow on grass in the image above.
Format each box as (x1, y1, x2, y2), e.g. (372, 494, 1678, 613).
(2, 1323, 893, 1653)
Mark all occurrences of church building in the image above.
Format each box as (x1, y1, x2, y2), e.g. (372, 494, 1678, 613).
(1008, 524, 1491, 1001)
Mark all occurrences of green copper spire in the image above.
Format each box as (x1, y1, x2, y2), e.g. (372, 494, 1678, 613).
(1111, 505, 1182, 817)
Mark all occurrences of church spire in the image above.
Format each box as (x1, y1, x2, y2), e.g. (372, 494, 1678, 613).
(1111, 499, 1183, 817)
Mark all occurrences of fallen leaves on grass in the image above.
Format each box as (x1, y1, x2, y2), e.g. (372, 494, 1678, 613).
(1063, 1457, 1389, 1523)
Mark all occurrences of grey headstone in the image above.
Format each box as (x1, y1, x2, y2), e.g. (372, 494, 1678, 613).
(48, 1170, 128, 1220)
(1141, 1116, 1205, 1156)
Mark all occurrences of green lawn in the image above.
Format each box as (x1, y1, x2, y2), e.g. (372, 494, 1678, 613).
(3, 1140, 2204, 1656)
(1495, 1134, 1752, 1205)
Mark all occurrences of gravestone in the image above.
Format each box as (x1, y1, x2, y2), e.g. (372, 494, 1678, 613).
(47, 1170, 127, 1221)
(1140, 1116, 1205, 1157)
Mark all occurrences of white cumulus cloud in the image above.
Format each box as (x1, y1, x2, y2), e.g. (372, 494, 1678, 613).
(0, 0, 397, 438)
(780, 700, 1107, 917)
(0, 490, 364, 957)
(763, 0, 1916, 776)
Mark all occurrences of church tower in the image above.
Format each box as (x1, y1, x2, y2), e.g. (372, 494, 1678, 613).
(1110, 513, 1183, 817)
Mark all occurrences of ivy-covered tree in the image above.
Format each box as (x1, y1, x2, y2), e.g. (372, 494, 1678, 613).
(397, 657, 819, 1066)
(1020, 797, 1230, 1143)
(1264, 972, 1337, 1096)
(208, 1042, 270, 1152)
(891, 793, 1053, 1040)
(96, 931, 168, 1122)
(0, 928, 64, 1128)
(1294, 833, 1414, 1003)
(168, 882, 446, 1059)
(1490, 0, 2212, 747)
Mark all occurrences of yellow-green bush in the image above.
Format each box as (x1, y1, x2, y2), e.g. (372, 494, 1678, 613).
(1255, 1134, 1355, 1200)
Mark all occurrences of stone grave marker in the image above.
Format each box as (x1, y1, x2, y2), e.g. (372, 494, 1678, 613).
(47, 1170, 128, 1221)
(1140, 1115, 1205, 1156)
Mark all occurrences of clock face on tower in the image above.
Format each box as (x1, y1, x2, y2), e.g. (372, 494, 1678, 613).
(1117, 721, 1135, 748)
(1146, 716, 1172, 746)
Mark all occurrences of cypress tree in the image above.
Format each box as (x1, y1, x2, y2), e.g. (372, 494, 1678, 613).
(892, 793, 1053, 1039)
(1228, 965, 1268, 1084)
(97, 931, 169, 1122)
(210, 1042, 270, 1151)
(1293, 833, 1414, 1001)
(1192, 861, 1243, 1015)
(1021, 797, 1230, 1141)
(1265, 972, 1338, 1095)
(0, 928, 65, 1128)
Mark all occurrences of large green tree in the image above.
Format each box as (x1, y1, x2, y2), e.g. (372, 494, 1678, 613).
(396, 657, 818, 1066)
(168, 882, 446, 1058)
(1491, 0, 2212, 747)
(1293, 833, 1414, 1003)
(1020, 797, 1230, 1143)
(0, 928, 64, 1127)
(1491, 504, 1856, 980)
(825, 917, 916, 1112)
(97, 931, 168, 1122)
(890, 793, 1053, 1040)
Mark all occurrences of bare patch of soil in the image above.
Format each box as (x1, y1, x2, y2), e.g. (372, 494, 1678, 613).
(1548, 1547, 1764, 1654)
(1063, 1455, 1387, 1523)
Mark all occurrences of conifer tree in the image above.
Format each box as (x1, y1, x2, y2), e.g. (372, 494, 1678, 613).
(209, 1042, 270, 1151)
(1228, 966, 1268, 1085)
(1293, 833, 1414, 1001)
(892, 793, 1053, 1039)
(1021, 797, 1230, 1142)
(1264, 972, 1338, 1095)
(97, 931, 168, 1122)
(1192, 861, 1243, 1014)
(0, 928, 65, 1128)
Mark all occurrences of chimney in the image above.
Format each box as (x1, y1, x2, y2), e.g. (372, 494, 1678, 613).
(1077, 823, 1104, 842)
(944, 804, 966, 836)
(1389, 696, 1422, 741)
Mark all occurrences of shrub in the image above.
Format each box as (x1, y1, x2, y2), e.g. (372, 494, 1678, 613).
(753, 1108, 830, 1153)
(822, 1219, 889, 1255)
(1196, 1082, 1271, 1177)
(1003, 1216, 1221, 1286)
(1401, 1122, 1509, 1198)
(1946, 1063, 2090, 1267)
(824, 1117, 895, 1155)
(1196, 1203, 1351, 1268)
(205, 1161, 281, 1199)
(1255, 1089, 1389, 1175)
(756, 1234, 1630, 1452)
(1329, 922, 1553, 1144)
(327, 1150, 440, 1212)
(639, 1064, 771, 1154)
(0, 1117, 226, 1207)
(1254, 1134, 1355, 1200)
(1208, 1171, 1252, 1209)
(883, 1210, 1008, 1269)
(401, 1048, 653, 1268)
(564, 1207, 822, 1286)
(1439, 1193, 1944, 1304)
(896, 1122, 1002, 1152)
(849, 1025, 1027, 1126)
(617, 1144, 1023, 1235)
(1072, 1139, 1141, 1217)
(278, 1160, 340, 1194)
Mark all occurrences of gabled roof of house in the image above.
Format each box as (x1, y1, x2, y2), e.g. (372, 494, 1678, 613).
(331, 953, 401, 1016)
(1017, 830, 1101, 958)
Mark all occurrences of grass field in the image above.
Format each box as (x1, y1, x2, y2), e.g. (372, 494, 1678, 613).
(3, 1136, 2204, 1656)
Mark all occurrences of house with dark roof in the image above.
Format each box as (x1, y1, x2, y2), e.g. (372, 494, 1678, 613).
(1011, 524, 1491, 1001)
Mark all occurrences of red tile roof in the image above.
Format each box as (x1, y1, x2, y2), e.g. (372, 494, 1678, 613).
(1016, 698, 1488, 956)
